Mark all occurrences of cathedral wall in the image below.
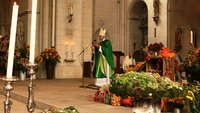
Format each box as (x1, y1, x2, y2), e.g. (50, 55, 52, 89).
(145, 0, 168, 47)
(81, 0, 93, 62)
(93, 0, 119, 51)
(168, 0, 200, 60)
(55, 0, 83, 78)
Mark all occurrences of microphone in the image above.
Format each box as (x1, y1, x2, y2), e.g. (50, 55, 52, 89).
(78, 40, 97, 56)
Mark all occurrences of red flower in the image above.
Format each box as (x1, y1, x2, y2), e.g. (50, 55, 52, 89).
(146, 55, 151, 61)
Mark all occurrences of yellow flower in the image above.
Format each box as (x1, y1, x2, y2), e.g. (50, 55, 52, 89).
(16, 51, 20, 57)
(195, 47, 200, 54)
(188, 90, 195, 97)
(35, 47, 61, 64)
(186, 96, 193, 101)
(195, 86, 200, 91)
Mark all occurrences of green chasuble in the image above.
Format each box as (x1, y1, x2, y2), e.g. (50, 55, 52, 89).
(93, 39, 115, 78)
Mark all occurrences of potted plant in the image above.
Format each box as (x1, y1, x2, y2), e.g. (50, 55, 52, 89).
(168, 97, 184, 112)
(35, 47, 61, 79)
(183, 47, 200, 83)
(14, 45, 29, 80)
(148, 42, 164, 53)
(183, 81, 200, 113)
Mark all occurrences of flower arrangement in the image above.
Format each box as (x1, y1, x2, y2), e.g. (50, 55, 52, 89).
(109, 72, 159, 100)
(109, 72, 183, 103)
(153, 76, 183, 103)
(184, 81, 200, 113)
(148, 42, 164, 52)
(35, 47, 61, 64)
(14, 45, 29, 73)
(146, 47, 176, 61)
(42, 106, 80, 113)
(183, 47, 200, 82)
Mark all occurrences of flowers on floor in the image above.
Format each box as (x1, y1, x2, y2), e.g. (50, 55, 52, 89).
(42, 106, 79, 113)
(93, 85, 110, 103)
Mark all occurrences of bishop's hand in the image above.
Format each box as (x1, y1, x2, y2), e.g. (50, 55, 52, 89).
(94, 43, 100, 48)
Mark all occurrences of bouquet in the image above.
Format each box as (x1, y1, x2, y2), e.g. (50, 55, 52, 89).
(148, 42, 164, 52)
(184, 81, 200, 113)
(35, 47, 61, 64)
(14, 45, 29, 73)
(183, 47, 200, 82)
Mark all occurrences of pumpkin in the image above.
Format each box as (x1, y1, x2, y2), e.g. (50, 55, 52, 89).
(121, 96, 133, 107)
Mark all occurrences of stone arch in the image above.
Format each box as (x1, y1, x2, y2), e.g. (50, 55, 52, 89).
(128, 0, 148, 54)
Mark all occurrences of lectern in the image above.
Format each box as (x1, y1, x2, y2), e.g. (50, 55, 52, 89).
(113, 51, 124, 73)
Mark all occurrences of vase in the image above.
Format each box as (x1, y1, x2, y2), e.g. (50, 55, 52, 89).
(20, 71, 26, 81)
(134, 97, 152, 108)
(174, 108, 182, 113)
(45, 62, 56, 79)
(153, 103, 161, 113)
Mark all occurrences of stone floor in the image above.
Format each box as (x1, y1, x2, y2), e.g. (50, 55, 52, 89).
(0, 78, 133, 113)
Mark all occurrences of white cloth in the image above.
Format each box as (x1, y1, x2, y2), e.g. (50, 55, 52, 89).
(132, 107, 154, 113)
(95, 63, 110, 87)
(123, 55, 134, 70)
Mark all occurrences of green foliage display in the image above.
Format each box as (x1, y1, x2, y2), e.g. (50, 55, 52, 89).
(109, 72, 183, 102)
(42, 106, 79, 113)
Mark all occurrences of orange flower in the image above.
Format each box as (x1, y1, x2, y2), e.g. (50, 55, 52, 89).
(35, 47, 61, 64)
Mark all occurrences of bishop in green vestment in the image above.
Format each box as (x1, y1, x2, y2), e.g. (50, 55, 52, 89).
(92, 28, 115, 86)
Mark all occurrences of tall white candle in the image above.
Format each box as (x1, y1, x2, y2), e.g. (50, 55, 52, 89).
(190, 30, 193, 44)
(71, 43, 74, 52)
(6, 2, 19, 78)
(66, 44, 69, 60)
(68, 4, 73, 15)
(70, 6, 73, 15)
(29, 0, 38, 63)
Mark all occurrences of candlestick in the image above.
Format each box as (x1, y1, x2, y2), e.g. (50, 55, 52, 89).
(3, 77, 19, 113)
(6, 2, 19, 78)
(29, 0, 38, 63)
(24, 63, 38, 113)
(71, 43, 74, 52)
(190, 30, 193, 44)
(66, 44, 69, 60)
